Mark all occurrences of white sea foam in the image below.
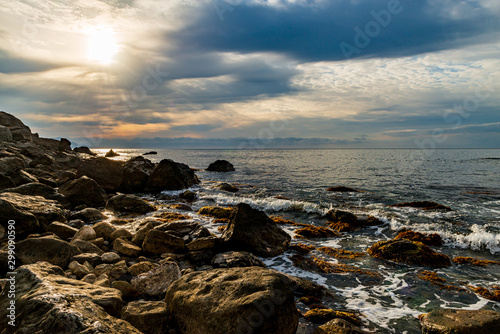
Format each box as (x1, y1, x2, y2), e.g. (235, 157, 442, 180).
(441, 224, 500, 254)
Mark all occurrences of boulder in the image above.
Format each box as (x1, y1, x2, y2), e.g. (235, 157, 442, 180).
(105, 149, 120, 157)
(94, 221, 117, 240)
(76, 157, 124, 192)
(120, 156, 155, 192)
(11, 169, 38, 185)
(313, 318, 366, 334)
(16, 236, 81, 268)
(198, 205, 233, 218)
(0, 192, 66, 228)
(146, 159, 199, 191)
(212, 251, 266, 268)
(106, 194, 155, 214)
(420, 309, 500, 334)
(165, 266, 299, 334)
(121, 301, 169, 334)
(206, 159, 235, 172)
(69, 260, 91, 278)
(72, 225, 97, 241)
(186, 236, 221, 252)
(0, 111, 33, 141)
(74, 146, 96, 155)
(131, 261, 181, 297)
(0, 262, 139, 332)
(0, 157, 26, 176)
(217, 182, 239, 192)
(113, 238, 142, 257)
(28, 153, 55, 167)
(111, 280, 139, 299)
(71, 253, 102, 267)
(110, 228, 133, 241)
(58, 176, 107, 208)
(326, 186, 360, 193)
(102, 252, 121, 264)
(94, 260, 128, 281)
(0, 125, 13, 142)
(0, 174, 15, 190)
(71, 239, 104, 256)
(142, 229, 186, 254)
(47, 221, 79, 239)
(69, 207, 107, 223)
(131, 221, 154, 245)
(1, 182, 67, 205)
(0, 198, 39, 236)
(394, 230, 443, 247)
(128, 261, 157, 276)
(367, 239, 451, 268)
(222, 203, 291, 257)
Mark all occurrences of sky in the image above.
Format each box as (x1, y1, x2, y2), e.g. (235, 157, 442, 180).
(0, 0, 499, 149)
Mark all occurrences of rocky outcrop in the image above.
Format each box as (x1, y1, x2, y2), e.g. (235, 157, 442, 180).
(0, 125, 13, 142)
(0, 262, 140, 333)
(0, 111, 33, 141)
(206, 159, 235, 172)
(1, 182, 68, 206)
(121, 301, 169, 334)
(76, 157, 124, 192)
(0, 198, 40, 236)
(146, 159, 199, 191)
(420, 309, 500, 334)
(222, 203, 291, 257)
(367, 239, 451, 268)
(16, 236, 81, 268)
(217, 182, 239, 192)
(165, 266, 299, 334)
(131, 261, 181, 297)
(105, 149, 120, 157)
(58, 176, 107, 208)
(74, 146, 96, 155)
(120, 156, 155, 192)
(106, 194, 155, 214)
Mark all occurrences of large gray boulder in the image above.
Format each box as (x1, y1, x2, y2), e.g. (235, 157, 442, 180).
(0, 262, 140, 333)
(222, 203, 291, 257)
(146, 159, 199, 191)
(165, 266, 299, 334)
(420, 309, 500, 334)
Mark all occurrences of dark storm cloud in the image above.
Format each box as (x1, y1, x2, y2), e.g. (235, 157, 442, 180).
(173, 0, 500, 62)
(0, 50, 60, 73)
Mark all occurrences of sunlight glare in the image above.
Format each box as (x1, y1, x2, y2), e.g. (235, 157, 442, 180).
(86, 27, 119, 64)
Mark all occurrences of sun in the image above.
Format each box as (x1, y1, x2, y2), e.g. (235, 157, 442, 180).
(86, 27, 119, 64)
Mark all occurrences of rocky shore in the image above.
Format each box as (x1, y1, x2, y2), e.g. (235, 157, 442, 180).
(1, 111, 499, 334)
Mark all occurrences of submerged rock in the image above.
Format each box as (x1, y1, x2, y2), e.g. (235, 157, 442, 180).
(420, 309, 500, 334)
(217, 182, 239, 192)
(146, 159, 199, 191)
(295, 225, 340, 239)
(222, 203, 291, 257)
(206, 159, 235, 172)
(395, 230, 443, 247)
(198, 205, 233, 218)
(0, 262, 139, 332)
(367, 239, 451, 268)
(106, 194, 155, 214)
(165, 266, 299, 334)
(390, 201, 452, 211)
(326, 186, 360, 193)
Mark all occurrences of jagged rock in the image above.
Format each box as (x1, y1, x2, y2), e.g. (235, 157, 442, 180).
(28, 153, 55, 168)
(0, 174, 15, 190)
(74, 146, 96, 155)
(0, 198, 39, 236)
(120, 156, 155, 192)
(11, 169, 38, 185)
(47, 221, 79, 239)
(69, 260, 91, 278)
(131, 221, 154, 245)
(0, 262, 139, 332)
(367, 239, 451, 268)
(0, 111, 33, 141)
(69, 207, 107, 223)
(206, 159, 235, 172)
(146, 159, 199, 191)
(165, 266, 298, 334)
(131, 261, 181, 297)
(59, 176, 107, 208)
(121, 301, 169, 334)
(106, 194, 155, 214)
(0, 192, 66, 228)
(102, 252, 121, 264)
(142, 229, 186, 254)
(105, 149, 120, 157)
(222, 203, 291, 257)
(76, 157, 124, 192)
(0, 157, 26, 176)
(420, 309, 500, 334)
(113, 238, 142, 257)
(94, 260, 128, 281)
(212, 251, 266, 268)
(16, 236, 80, 268)
(0, 125, 13, 142)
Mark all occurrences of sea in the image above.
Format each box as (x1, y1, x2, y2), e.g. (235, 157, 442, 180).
(95, 148, 500, 333)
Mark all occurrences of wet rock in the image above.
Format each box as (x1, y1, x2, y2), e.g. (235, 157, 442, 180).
(420, 309, 500, 334)
(217, 182, 239, 192)
(113, 238, 142, 257)
(198, 205, 233, 218)
(105, 149, 120, 157)
(16, 236, 81, 268)
(72, 225, 97, 241)
(106, 194, 155, 214)
(165, 266, 298, 334)
(304, 309, 361, 325)
(390, 201, 452, 211)
(76, 157, 124, 192)
(325, 209, 358, 230)
(69, 207, 107, 223)
(313, 318, 367, 334)
(102, 252, 122, 264)
(222, 203, 291, 257)
(0, 111, 33, 141)
(395, 230, 443, 247)
(121, 301, 169, 334)
(110, 228, 133, 241)
(59, 176, 107, 208)
(326, 186, 360, 193)
(143, 151, 158, 155)
(94, 221, 117, 240)
(0, 198, 40, 236)
(367, 239, 451, 268)
(206, 159, 235, 172)
(179, 190, 197, 201)
(146, 159, 199, 191)
(120, 156, 155, 192)
(186, 236, 220, 252)
(0, 262, 139, 332)
(212, 251, 266, 268)
(47, 221, 79, 239)
(131, 261, 181, 297)
(295, 225, 340, 239)
(74, 146, 96, 155)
